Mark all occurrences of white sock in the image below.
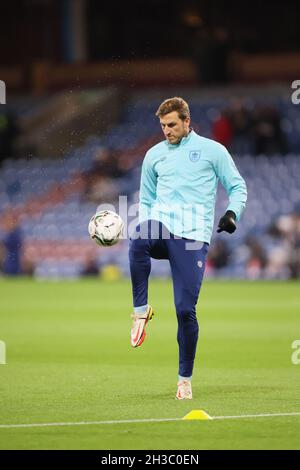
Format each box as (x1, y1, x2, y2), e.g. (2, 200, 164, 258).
(134, 304, 148, 315)
(178, 375, 192, 382)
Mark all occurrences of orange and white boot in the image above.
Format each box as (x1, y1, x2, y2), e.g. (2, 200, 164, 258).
(130, 305, 154, 348)
(176, 380, 192, 400)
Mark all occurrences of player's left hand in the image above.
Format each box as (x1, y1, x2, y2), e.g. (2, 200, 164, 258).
(217, 210, 237, 234)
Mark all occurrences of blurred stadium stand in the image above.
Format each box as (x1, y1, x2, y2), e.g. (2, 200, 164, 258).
(15, 88, 122, 157)
(1, 85, 300, 279)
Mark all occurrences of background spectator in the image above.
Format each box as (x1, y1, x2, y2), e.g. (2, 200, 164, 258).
(0, 212, 23, 276)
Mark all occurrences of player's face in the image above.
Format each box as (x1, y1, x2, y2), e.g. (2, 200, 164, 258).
(160, 111, 190, 144)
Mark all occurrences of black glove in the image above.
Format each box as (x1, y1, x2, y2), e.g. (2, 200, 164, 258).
(217, 210, 237, 234)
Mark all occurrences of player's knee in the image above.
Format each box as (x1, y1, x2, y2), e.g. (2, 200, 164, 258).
(129, 237, 149, 258)
(175, 300, 197, 323)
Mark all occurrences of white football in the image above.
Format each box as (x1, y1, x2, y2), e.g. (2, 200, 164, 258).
(88, 210, 124, 247)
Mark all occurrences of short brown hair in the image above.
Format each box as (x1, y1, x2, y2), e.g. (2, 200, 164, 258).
(155, 97, 190, 120)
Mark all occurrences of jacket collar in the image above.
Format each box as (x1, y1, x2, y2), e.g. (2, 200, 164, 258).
(166, 128, 194, 148)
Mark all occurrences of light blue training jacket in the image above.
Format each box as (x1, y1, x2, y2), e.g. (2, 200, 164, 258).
(139, 130, 247, 243)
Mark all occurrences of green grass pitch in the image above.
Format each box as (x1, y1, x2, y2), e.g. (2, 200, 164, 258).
(0, 278, 300, 449)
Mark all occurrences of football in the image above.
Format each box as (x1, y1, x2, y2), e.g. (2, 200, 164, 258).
(88, 210, 124, 247)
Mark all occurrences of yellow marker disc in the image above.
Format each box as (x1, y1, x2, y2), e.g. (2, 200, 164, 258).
(182, 410, 212, 420)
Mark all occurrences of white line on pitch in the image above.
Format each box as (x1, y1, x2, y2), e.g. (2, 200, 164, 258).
(0, 412, 300, 429)
(0, 418, 182, 429)
(213, 412, 300, 420)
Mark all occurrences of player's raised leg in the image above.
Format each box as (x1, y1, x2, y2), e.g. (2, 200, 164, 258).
(168, 238, 209, 399)
(129, 220, 170, 348)
(128, 220, 167, 348)
(129, 227, 152, 347)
